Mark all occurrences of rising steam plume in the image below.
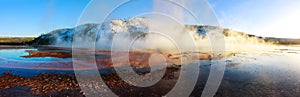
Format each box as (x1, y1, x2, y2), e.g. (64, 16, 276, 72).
(31, 0, 294, 54)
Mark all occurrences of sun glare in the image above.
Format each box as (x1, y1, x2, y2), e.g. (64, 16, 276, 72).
(261, 11, 300, 38)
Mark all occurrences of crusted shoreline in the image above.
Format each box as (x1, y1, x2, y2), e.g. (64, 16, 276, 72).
(0, 66, 181, 97)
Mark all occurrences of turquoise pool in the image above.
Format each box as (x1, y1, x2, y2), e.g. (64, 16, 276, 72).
(0, 48, 72, 62)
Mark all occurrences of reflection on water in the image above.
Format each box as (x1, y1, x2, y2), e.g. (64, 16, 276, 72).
(191, 45, 300, 96)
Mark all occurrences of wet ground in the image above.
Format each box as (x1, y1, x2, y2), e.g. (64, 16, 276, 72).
(0, 45, 299, 96)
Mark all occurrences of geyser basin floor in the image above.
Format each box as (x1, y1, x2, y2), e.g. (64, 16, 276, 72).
(0, 46, 231, 71)
(0, 45, 299, 96)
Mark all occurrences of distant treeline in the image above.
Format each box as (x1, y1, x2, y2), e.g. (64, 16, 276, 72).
(0, 37, 35, 45)
(265, 38, 300, 45)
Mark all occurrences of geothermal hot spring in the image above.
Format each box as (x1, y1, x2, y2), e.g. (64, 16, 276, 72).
(0, 19, 300, 96)
(1, 40, 300, 96)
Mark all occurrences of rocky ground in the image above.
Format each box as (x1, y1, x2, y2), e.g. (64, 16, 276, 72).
(0, 72, 82, 96)
(0, 66, 180, 97)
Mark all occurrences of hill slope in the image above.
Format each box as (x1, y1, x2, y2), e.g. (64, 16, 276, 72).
(30, 18, 300, 46)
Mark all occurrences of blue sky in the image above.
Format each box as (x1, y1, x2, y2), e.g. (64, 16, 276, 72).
(0, 0, 299, 38)
(0, 0, 90, 37)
